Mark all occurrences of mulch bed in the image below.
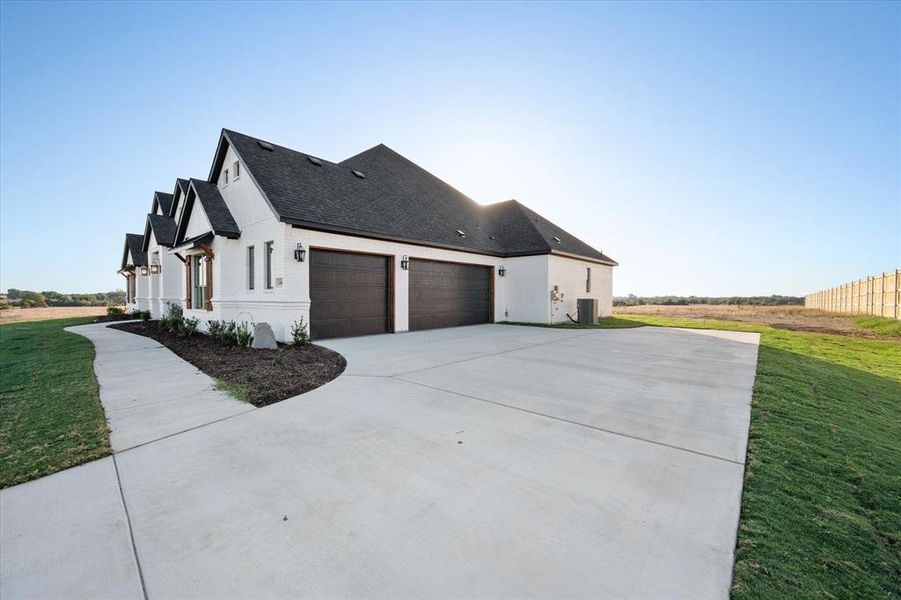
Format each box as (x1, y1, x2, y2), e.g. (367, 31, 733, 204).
(109, 321, 346, 407)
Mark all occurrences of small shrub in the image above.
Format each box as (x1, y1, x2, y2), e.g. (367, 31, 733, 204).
(163, 302, 183, 320)
(235, 321, 254, 348)
(157, 316, 170, 331)
(207, 320, 224, 340)
(222, 321, 238, 345)
(162, 302, 184, 335)
(290, 318, 311, 345)
(140, 310, 151, 322)
(182, 316, 200, 337)
(107, 306, 126, 318)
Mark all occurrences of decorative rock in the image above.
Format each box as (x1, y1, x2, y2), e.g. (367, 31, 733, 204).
(251, 322, 277, 349)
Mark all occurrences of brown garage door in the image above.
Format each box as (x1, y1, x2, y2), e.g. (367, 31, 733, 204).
(310, 250, 390, 339)
(409, 259, 492, 331)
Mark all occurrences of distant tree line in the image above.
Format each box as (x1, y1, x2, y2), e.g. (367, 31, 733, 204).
(3, 288, 126, 309)
(613, 294, 804, 307)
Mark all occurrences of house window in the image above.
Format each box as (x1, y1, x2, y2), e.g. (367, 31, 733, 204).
(247, 246, 255, 290)
(264, 241, 274, 289)
(223, 168, 229, 186)
(586, 267, 592, 293)
(233, 161, 241, 179)
(192, 255, 209, 309)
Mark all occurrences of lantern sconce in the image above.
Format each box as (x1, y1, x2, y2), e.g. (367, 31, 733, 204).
(294, 243, 306, 262)
(149, 260, 161, 275)
(498, 266, 506, 277)
(139, 266, 149, 276)
(401, 255, 409, 270)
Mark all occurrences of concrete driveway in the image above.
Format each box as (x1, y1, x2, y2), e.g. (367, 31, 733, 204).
(1, 323, 759, 599)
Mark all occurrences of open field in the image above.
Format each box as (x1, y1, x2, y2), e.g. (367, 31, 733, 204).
(0, 306, 109, 324)
(614, 304, 900, 338)
(0, 317, 110, 488)
(610, 313, 900, 598)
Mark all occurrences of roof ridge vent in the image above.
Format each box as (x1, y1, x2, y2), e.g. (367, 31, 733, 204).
(352, 170, 365, 179)
(307, 156, 322, 166)
(258, 140, 274, 151)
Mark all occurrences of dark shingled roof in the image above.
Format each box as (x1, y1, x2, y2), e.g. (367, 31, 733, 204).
(181, 178, 241, 239)
(122, 233, 147, 270)
(483, 200, 615, 263)
(146, 214, 177, 247)
(167, 178, 191, 219)
(153, 192, 174, 216)
(213, 129, 615, 264)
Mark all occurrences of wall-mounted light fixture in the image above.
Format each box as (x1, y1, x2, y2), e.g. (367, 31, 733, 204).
(149, 259, 161, 275)
(294, 243, 306, 262)
(401, 255, 409, 270)
(139, 266, 149, 276)
(498, 266, 506, 277)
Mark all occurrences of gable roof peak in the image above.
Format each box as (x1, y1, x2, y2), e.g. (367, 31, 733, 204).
(121, 233, 147, 270)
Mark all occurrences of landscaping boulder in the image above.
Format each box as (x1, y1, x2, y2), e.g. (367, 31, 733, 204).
(251, 323, 277, 349)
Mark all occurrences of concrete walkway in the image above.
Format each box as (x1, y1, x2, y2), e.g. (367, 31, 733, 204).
(67, 323, 253, 451)
(1, 323, 759, 599)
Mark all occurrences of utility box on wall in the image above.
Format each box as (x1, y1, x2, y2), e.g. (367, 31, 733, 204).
(577, 298, 598, 324)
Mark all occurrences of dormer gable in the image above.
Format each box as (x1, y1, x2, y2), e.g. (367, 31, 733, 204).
(150, 191, 174, 216)
(173, 178, 240, 247)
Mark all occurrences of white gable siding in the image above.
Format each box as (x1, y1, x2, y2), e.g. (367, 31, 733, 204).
(171, 191, 182, 223)
(184, 203, 212, 239)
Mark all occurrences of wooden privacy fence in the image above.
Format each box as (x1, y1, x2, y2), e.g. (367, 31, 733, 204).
(805, 270, 901, 319)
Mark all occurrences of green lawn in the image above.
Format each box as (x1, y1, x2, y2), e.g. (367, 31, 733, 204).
(0, 317, 110, 488)
(614, 314, 900, 599)
(854, 315, 901, 338)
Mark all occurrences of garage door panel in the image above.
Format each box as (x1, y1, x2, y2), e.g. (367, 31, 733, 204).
(409, 259, 491, 331)
(310, 250, 390, 339)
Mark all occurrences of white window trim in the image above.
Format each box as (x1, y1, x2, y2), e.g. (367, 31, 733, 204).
(233, 160, 241, 180)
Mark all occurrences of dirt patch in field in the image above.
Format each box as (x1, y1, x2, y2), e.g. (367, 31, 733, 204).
(0, 306, 108, 324)
(109, 321, 346, 407)
(614, 304, 893, 339)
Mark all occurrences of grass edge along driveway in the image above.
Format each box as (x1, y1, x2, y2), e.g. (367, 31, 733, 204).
(613, 314, 900, 599)
(0, 317, 111, 488)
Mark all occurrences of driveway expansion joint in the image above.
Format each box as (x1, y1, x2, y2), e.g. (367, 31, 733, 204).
(393, 376, 746, 466)
(389, 330, 600, 378)
(112, 454, 148, 600)
(113, 407, 257, 455)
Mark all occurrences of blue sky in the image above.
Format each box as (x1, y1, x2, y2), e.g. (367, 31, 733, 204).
(1, 1, 898, 296)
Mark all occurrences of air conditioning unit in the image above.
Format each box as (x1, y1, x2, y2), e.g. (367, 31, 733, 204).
(577, 298, 598, 324)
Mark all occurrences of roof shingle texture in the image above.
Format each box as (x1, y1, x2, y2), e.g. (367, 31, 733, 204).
(190, 179, 240, 238)
(147, 214, 177, 247)
(223, 129, 614, 263)
(154, 192, 174, 216)
(125, 233, 146, 267)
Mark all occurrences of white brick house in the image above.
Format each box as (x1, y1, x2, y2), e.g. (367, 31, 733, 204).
(123, 129, 617, 341)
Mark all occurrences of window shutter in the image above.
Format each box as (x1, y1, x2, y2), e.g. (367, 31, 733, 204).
(185, 261, 192, 308)
(205, 255, 214, 311)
